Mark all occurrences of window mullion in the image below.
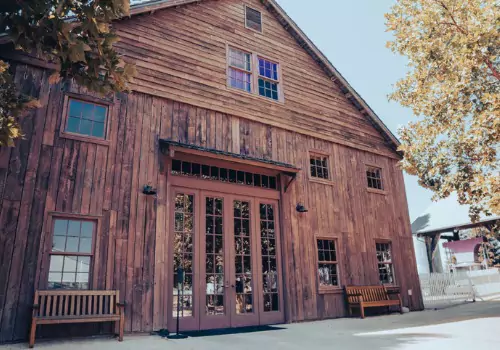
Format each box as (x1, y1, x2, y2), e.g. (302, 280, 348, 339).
(252, 53, 259, 95)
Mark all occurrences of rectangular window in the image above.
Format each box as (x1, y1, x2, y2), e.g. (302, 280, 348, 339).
(48, 218, 96, 290)
(376, 242, 395, 284)
(258, 58, 279, 101)
(366, 166, 383, 190)
(66, 98, 108, 139)
(228, 47, 252, 92)
(317, 239, 339, 288)
(245, 6, 262, 32)
(310, 154, 330, 180)
(227, 46, 281, 101)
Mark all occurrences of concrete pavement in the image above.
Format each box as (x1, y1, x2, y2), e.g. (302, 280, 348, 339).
(2, 301, 499, 350)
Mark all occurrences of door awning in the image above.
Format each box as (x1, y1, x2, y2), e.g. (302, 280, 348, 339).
(160, 139, 300, 176)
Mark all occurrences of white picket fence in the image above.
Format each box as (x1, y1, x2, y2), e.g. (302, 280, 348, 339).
(419, 269, 500, 309)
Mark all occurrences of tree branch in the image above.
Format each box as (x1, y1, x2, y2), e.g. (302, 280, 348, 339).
(483, 58, 500, 81)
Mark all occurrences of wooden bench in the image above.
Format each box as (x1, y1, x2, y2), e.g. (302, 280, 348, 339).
(29, 290, 125, 348)
(344, 285, 403, 319)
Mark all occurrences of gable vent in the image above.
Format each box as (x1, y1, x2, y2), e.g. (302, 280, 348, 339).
(245, 6, 262, 32)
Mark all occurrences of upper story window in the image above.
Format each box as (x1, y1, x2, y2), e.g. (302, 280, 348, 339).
(366, 165, 383, 190)
(228, 47, 252, 93)
(310, 153, 330, 180)
(258, 58, 279, 100)
(245, 6, 262, 32)
(227, 46, 282, 102)
(376, 242, 395, 284)
(48, 218, 96, 289)
(66, 98, 108, 139)
(317, 238, 339, 288)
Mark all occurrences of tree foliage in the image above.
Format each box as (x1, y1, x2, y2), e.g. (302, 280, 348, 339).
(0, 0, 136, 146)
(386, 0, 499, 221)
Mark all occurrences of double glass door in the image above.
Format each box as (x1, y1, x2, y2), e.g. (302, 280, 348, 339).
(169, 188, 283, 331)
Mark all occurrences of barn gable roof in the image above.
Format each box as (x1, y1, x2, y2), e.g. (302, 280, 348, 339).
(128, 0, 401, 151)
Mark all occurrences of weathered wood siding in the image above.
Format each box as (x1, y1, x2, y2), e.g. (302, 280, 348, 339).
(0, 0, 422, 342)
(0, 63, 422, 342)
(113, 0, 398, 159)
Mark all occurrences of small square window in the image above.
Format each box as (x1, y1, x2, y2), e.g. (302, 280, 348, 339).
(66, 98, 108, 139)
(245, 6, 262, 32)
(317, 239, 339, 287)
(310, 154, 330, 180)
(366, 166, 383, 190)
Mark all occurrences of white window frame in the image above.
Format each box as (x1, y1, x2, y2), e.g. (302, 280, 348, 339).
(226, 44, 283, 103)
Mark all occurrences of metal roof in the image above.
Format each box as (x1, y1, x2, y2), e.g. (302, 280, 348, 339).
(411, 193, 500, 235)
(160, 139, 300, 173)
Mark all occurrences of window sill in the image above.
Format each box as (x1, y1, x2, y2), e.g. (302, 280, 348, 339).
(60, 132, 110, 146)
(318, 287, 343, 295)
(309, 177, 334, 186)
(367, 188, 387, 195)
(226, 85, 284, 104)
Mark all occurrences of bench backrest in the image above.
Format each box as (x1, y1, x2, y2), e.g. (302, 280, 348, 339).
(345, 285, 389, 303)
(33, 290, 120, 318)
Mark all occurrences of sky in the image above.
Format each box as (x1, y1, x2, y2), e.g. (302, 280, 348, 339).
(276, 0, 435, 221)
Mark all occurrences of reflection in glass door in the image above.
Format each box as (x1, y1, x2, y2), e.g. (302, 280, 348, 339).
(233, 200, 253, 314)
(205, 197, 225, 316)
(172, 193, 195, 318)
(260, 203, 279, 312)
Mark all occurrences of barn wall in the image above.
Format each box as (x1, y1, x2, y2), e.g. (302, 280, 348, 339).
(0, 63, 422, 342)
(113, 0, 398, 159)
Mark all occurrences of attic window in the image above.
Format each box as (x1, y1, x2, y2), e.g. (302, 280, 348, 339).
(245, 6, 262, 32)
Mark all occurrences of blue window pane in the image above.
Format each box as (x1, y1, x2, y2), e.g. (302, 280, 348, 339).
(246, 82, 251, 92)
(69, 100, 83, 118)
(272, 90, 278, 100)
(259, 86, 265, 96)
(92, 122, 105, 138)
(259, 66, 265, 76)
(81, 222, 94, 238)
(79, 119, 92, 136)
(68, 220, 81, 236)
(66, 117, 80, 133)
(93, 105, 106, 122)
(82, 103, 94, 120)
(258, 79, 264, 88)
(265, 80, 271, 89)
(54, 219, 68, 236)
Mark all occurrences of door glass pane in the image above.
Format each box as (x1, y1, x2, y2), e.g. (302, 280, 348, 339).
(205, 197, 225, 315)
(234, 200, 253, 314)
(173, 194, 195, 318)
(260, 203, 279, 312)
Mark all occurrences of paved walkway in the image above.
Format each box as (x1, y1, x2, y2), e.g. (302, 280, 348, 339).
(3, 301, 500, 350)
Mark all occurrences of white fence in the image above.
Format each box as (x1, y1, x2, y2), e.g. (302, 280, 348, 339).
(419, 269, 500, 309)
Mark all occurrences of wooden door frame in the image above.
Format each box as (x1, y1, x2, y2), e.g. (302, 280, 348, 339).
(199, 191, 232, 330)
(166, 168, 288, 330)
(256, 198, 285, 325)
(167, 186, 201, 332)
(228, 194, 261, 328)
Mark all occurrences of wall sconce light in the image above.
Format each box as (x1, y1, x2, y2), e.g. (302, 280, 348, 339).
(143, 185, 157, 196)
(296, 203, 308, 213)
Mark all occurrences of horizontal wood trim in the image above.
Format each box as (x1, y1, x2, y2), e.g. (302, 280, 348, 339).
(59, 132, 111, 146)
(367, 188, 388, 196)
(309, 178, 334, 186)
(318, 288, 343, 295)
(169, 175, 280, 200)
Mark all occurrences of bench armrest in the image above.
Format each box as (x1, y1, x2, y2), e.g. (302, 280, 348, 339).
(32, 304, 40, 309)
(386, 290, 400, 295)
(117, 302, 126, 307)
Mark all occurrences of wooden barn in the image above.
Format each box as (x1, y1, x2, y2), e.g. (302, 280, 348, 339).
(0, 0, 423, 343)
